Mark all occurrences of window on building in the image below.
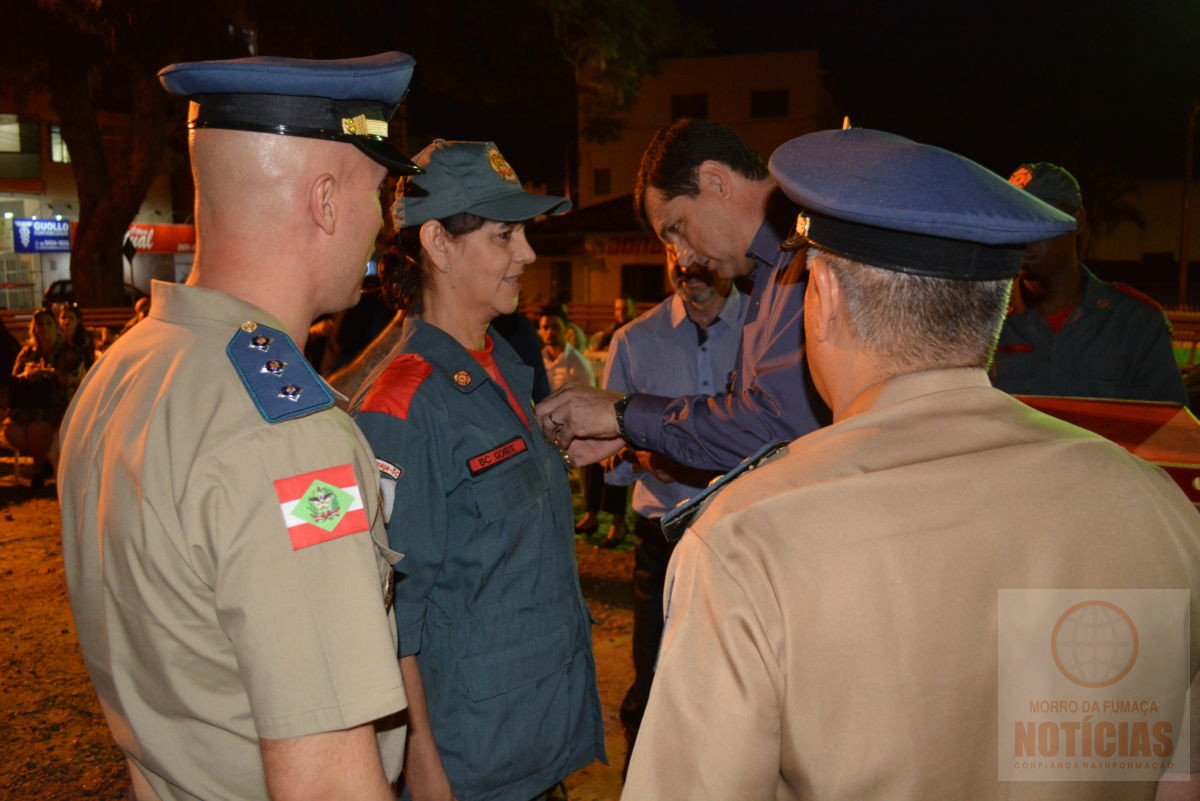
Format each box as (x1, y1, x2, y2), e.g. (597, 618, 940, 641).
(0, 114, 41, 180)
(50, 126, 70, 163)
(593, 167, 612, 197)
(622, 263, 669, 303)
(670, 93, 708, 121)
(750, 90, 789, 118)
(0, 114, 35, 153)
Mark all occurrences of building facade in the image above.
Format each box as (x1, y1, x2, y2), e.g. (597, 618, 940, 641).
(0, 96, 189, 310)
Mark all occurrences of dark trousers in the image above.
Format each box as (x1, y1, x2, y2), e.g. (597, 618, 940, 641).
(583, 464, 627, 517)
(619, 512, 676, 748)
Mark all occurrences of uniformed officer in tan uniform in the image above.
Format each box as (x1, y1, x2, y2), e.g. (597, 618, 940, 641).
(58, 53, 422, 801)
(622, 129, 1200, 800)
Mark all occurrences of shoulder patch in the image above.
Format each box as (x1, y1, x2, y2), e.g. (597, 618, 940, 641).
(1112, 282, 1164, 312)
(226, 322, 333, 423)
(274, 464, 369, 549)
(358, 353, 433, 420)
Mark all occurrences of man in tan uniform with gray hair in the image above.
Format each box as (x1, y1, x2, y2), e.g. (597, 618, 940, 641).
(59, 53, 422, 801)
(623, 129, 1200, 800)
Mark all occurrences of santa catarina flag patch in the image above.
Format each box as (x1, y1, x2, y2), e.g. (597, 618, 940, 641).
(273, 464, 368, 550)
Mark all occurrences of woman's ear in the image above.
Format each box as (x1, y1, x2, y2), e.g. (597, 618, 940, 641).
(419, 220, 451, 270)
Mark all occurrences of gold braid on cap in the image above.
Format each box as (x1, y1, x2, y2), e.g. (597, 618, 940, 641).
(341, 114, 389, 138)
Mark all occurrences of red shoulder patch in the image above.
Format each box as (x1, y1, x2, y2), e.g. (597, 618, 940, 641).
(359, 354, 433, 419)
(1112, 282, 1164, 311)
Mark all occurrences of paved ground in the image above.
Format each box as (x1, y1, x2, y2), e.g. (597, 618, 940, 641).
(0, 453, 635, 800)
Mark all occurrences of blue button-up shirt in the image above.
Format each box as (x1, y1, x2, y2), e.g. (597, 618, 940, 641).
(621, 201, 829, 471)
(603, 288, 748, 517)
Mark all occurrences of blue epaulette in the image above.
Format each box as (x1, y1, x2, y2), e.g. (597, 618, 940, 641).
(226, 321, 333, 423)
(659, 440, 791, 543)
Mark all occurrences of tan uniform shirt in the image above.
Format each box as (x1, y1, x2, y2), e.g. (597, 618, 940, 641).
(59, 282, 406, 801)
(624, 368, 1200, 801)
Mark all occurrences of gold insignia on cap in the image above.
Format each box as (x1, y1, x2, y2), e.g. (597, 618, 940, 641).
(1009, 166, 1034, 190)
(241, 321, 258, 332)
(342, 114, 388, 138)
(486, 143, 520, 184)
(795, 214, 811, 239)
(454, 370, 472, 386)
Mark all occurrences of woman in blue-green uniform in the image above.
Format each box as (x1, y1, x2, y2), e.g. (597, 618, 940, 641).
(349, 140, 604, 801)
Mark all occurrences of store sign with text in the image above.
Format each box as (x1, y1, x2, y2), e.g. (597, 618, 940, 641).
(12, 218, 71, 252)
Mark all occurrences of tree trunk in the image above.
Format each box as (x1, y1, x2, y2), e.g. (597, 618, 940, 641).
(49, 52, 176, 307)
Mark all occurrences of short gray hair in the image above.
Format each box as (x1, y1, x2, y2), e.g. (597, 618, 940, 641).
(809, 248, 1012, 372)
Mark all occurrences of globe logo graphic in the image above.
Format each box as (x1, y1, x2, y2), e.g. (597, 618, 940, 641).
(1051, 600, 1139, 688)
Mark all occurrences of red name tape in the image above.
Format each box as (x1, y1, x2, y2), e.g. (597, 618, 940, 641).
(467, 437, 528, 476)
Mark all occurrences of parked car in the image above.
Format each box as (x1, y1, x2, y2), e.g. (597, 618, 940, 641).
(43, 280, 147, 309)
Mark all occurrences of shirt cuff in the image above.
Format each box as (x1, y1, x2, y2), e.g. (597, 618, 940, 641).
(622, 393, 674, 452)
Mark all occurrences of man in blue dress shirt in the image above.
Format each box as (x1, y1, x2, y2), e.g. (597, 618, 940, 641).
(536, 119, 828, 471)
(602, 246, 748, 767)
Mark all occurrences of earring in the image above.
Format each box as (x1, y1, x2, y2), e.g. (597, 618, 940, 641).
(438, 261, 452, 274)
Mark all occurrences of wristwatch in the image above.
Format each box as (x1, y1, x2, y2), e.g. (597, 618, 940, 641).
(613, 393, 633, 440)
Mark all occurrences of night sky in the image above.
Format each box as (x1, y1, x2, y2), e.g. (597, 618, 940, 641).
(676, 0, 1200, 180)
(396, 0, 1199, 189)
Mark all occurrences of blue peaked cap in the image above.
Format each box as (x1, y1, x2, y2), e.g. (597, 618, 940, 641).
(768, 128, 1077, 280)
(159, 52, 420, 175)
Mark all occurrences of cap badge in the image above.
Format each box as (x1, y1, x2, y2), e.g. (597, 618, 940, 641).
(342, 114, 388, 139)
(279, 384, 303, 402)
(795, 214, 812, 239)
(1009, 166, 1035, 190)
(486, 144, 520, 184)
(454, 370, 472, 386)
(262, 359, 287, 376)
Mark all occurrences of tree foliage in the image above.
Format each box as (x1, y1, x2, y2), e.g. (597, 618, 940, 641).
(1, 0, 706, 305)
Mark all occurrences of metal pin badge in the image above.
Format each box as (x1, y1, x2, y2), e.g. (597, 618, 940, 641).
(278, 384, 303, 402)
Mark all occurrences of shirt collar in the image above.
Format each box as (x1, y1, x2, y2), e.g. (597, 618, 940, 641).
(668, 283, 745, 330)
(845, 368, 992, 420)
(401, 316, 520, 394)
(150, 280, 289, 332)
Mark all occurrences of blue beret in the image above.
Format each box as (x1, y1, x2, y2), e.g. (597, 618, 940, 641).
(158, 52, 419, 175)
(768, 129, 1077, 280)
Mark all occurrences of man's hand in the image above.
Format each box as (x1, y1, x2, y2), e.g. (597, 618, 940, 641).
(565, 437, 626, 468)
(535, 386, 625, 447)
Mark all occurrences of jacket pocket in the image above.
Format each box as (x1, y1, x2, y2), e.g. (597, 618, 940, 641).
(456, 629, 576, 790)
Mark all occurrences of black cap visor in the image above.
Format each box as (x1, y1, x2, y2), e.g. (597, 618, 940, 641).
(801, 212, 1024, 280)
(190, 93, 420, 175)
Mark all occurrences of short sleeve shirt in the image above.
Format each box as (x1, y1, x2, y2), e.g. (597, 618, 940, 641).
(58, 281, 407, 801)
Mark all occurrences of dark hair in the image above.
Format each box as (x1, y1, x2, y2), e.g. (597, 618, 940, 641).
(539, 304, 566, 323)
(379, 212, 488, 311)
(634, 118, 769, 229)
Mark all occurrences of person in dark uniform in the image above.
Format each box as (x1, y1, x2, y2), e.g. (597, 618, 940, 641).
(991, 162, 1187, 404)
(349, 139, 605, 801)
